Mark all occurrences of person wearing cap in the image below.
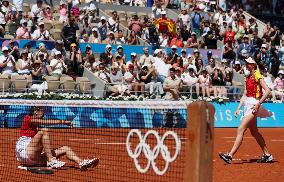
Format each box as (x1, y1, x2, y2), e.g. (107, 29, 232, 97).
(273, 70, 284, 101)
(61, 17, 79, 50)
(139, 47, 154, 68)
(186, 32, 198, 48)
(89, 27, 101, 43)
(128, 14, 143, 36)
(167, 45, 179, 64)
(50, 40, 66, 60)
(31, 0, 44, 21)
(97, 16, 108, 40)
(123, 63, 141, 96)
(233, 61, 243, 74)
(126, 52, 138, 68)
(203, 30, 217, 49)
(114, 45, 126, 65)
(256, 44, 269, 66)
(16, 19, 31, 39)
(237, 34, 254, 62)
(17, 50, 32, 75)
(153, 49, 171, 83)
(151, 1, 165, 19)
(8, 40, 20, 61)
(106, 31, 116, 44)
(0, 46, 16, 76)
(79, 16, 92, 37)
(49, 50, 67, 77)
(163, 67, 182, 100)
(219, 57, 273, 164)
(99, 44, 113, 67)
(190, 8, 202, 37)
(32, 22, 50, 40)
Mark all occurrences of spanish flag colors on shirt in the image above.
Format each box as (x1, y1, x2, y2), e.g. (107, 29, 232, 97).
(246, 70, 263, 99)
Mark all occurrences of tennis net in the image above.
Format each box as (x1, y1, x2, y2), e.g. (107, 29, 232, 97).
(0, 99, 190, 182)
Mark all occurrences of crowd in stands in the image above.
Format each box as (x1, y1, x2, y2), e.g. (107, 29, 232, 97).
(0, 0, 283, 101)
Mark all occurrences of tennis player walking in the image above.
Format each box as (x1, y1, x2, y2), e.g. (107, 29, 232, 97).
(219, 57, 273, 164)
(16, 106, 99, 170)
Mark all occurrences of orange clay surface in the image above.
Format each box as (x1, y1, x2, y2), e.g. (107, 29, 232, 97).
(0, 128, 283, 182)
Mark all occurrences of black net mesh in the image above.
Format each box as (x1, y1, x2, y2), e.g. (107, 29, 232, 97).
(0, 101, 189, 182)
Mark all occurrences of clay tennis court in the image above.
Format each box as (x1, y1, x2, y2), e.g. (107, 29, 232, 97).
(0, 128, 283, 181)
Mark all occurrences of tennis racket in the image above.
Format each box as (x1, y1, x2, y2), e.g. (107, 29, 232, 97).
(18, 166, 54, 174)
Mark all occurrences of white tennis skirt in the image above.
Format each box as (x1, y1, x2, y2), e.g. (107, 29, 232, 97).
(243, 97, 272, 118)
(16, 136, 42, 166)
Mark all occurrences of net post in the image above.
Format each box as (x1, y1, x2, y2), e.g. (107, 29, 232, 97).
(183, 101, 215, 182)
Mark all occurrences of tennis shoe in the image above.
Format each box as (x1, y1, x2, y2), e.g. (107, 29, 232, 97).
(80, 158, 99, 171)
(257, 154, 273, 163)
(219, 152, 232, 164)
(47, 158, 65, 169)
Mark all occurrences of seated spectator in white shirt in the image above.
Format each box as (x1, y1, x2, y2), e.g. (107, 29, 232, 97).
(124, 64, 141, 96)
(31, 0, 44, 22)
(107, 11, 119, 32)
(152, 2, 164, 19)
(181, 67, 200, 97)
(16, 50, 32, 75)
(0, 46, 16, 76)
(153, 49, 171, 83)
(16, 19, 31, 39)
(89, 27, 101, 43)
(163, 68, 182, 100)
(49, 51, 67, 77)
(30, 60, 48, 95)
(51, 40, 67, 60)
(32, 22, 50, 40)
(97, 16, 108, 40)
(139, 47, 154, 68)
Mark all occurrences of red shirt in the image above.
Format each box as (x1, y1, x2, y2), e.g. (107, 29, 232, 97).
(224, 31, 236, 44)
(246, 70, 263, 99)
(20, 115, 38, 137)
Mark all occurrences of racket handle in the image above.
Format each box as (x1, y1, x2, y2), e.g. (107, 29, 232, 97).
(18, 166, 28, 170)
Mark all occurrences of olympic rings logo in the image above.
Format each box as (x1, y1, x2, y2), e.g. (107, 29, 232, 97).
(126, 129, 181, 176)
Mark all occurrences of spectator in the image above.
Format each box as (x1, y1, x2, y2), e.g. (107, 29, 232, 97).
(180, 49, 187, 64)
(108, 11, 119, 32)
(106, 31, 117, 44)
(99, 44, 113, 67)
(237, 34, 254, 63)
(224, 25, 236, 44)
(218, 59, 232, 77)
(32, 22, 50, 40)
(114, 45, 126, 65)
(59, 2, 68, 23)
(109, 66, 128, 96)
(128, 14, 143, 36)
(89, 27, 101, 43)
(262, 68, 276, 101)
(177, 9, 190, 28)
(79, 16, 92, 36)
(195, 58, 204, 76)
(43, 6, 53, 22)
(190, 8, 202, 37)
(30, 59, 48, 95)
(139, 47, 154, 68)
(198, 69, 210, 99)
(273, 70, 284, 101)
(16, 50, 32, 75)
(123, 64, 141, 96)
(31, 0, 44, 22)
(35, 43, 49, 61)
(233, 61, 243, 74)
(126, 52, 138, 68)
(21, 12, 33, 32)
(153, 49, 171, 83)
(168, 45, 178, 64)
(0, 46, 16, 76)
(181, 67, 200, 98)
(9, 40, 20, 61)
(13, 0, 23, 15)
(202, 30, 217, 49)
(211, 67, 226, 98)
(79, 34, 89, 43)
(116, 30, 126, 44)
(223, 38, 236, 63)
(61, 17, 79, 50)
(49, 51, 67, 77)
(163, 67, 182, 100)
(189, 49, 201, 66)
(139, 65, 163, 98)
(84, 54, 97, 72)
(251, 30, 263, 54)
(159, 30, 169, 48)
(205, 57, 216, 75)
(127, 30, 139, 45)
(69, 43, 83, 76)
(98, 16, 108, 40)
(0, 3, 7, 29)
(172, 57, 184, 73)
(133, 0, 146, 7)
(186, 32, 199, 48)
(16, 19, 31, 39)
(51, 40, 67, 60)
(169, 34, 184, 48)
(152, 1, 165, 19)
(256, 44, 269, 66)
(143, 20, 159, 48)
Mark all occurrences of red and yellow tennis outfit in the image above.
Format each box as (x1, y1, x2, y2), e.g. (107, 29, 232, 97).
(246, 70, 263, 99)
(243, 70, 272, 118)
(16, 115, 41, 165)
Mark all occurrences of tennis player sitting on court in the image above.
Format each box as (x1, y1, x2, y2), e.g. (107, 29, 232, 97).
(219, 57, 273, 164)
(16, 106, 99, 170)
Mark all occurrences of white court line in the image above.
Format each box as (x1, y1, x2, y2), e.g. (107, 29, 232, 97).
(223, 137, 253, 139)
(271, 140, 284, 142)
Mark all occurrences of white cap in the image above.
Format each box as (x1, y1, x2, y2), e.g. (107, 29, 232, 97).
(187, 54, 192, 58)
(221, 59, 227, 63)
(38, 22, 44, 26)
(106, 44, 112, 49)
(245, 57, 256, 64)
(191, 32, 196, 35)
(171, 45, 177, 49)
(2, 46, 8, 51)
(181, 49, 186, 53)
(117, 45, 123, 49)
(278, 70, 284, 75)
(131, 52, 136, 56)
(161, 11, 166, 15)
(107, 31, 114, 35)
(100, 16, 106, 20)
(92, 27, 98, 31)
(193, 49, 199, 53)
(261, 44, 266, 48)
(20, 19, 27, 24)
(154, 49, 161, 54)
(235, 61, 241, 65)
(55, 50, 61, 55)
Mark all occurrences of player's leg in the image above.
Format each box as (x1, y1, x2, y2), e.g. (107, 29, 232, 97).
(26, 128, 53, 161)
(228, 113, 255, 156)
(249, 118, 270, 155)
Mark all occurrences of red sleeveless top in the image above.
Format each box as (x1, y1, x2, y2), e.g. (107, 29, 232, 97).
(246, 70, 263, 99)
(20, 115, 38, 137)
